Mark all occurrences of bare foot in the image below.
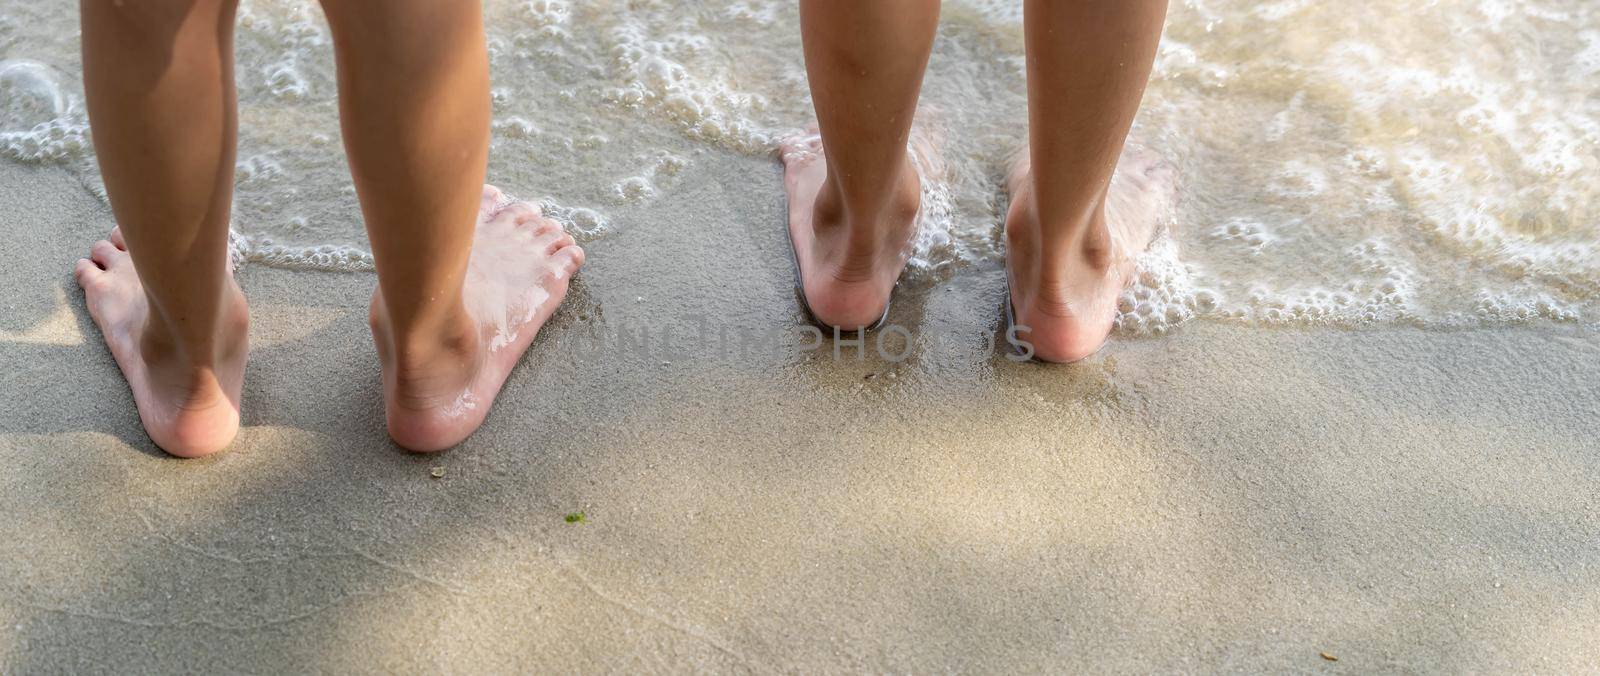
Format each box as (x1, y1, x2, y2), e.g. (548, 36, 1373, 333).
(73, 227, 248, 457)
(778, 128, 932, 330)
(370, 185, 584, 452)
(1004, 145, 1176, 362)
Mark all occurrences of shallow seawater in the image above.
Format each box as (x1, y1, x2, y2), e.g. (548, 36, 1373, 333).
(0, 0, 1595, 333)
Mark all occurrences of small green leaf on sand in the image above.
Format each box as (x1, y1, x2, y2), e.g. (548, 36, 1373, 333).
(429, 466, 446, 479)
(1320, 651, 1337, 662)
(565, 511, 585, 524)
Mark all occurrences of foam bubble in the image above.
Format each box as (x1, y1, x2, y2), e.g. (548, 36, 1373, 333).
(537, 200, 610, 240)
(236, 154, 285, 184)
(1209, 218, 1277, 254)
(0, 59, 88, 163)
(1115, 237, 1207, 336)
(525, 0, 571, 29)
(493, 116, 540, 139)
(1474, 290, 1581, 323)
(612, 175, 656, 203)
(598, 16, 779, 154)
(228, 231, 375, 272)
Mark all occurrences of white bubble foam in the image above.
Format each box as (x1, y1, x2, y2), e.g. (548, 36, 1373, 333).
(0, 59, 89, 163)
(612, 175, 656, 203)
(236, 154, 285, 184)
(228, 231, 375, 272)
(1209, 218, 1278, 254)
(598, 16, 779, 154)
(1115, 236, 1207, 336)
(0, 0, 1594, 333)
(537, 200, 610, 240)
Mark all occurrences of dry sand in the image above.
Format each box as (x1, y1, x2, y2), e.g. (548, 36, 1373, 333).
(2, 160, 1598, 672)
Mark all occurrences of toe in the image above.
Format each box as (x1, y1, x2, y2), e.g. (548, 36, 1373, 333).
(779, 126, 826, 163)
(531, 227, 571, 255)
(480, 184, 505, 217)
(528, 216, 563, 237)
(495, 200, 541, 227)
(109, 227, 127, 250)
(73, 258, 100, 287)
(545, 231, 576, 256)
(551, 244, 585, 278)
(91, 240, 126, 268)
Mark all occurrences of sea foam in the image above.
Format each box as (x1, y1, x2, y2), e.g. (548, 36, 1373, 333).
(0, 0, 1593, 332)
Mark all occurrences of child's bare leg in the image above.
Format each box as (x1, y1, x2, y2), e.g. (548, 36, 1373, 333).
(778, 0, 938, 330)
(76, 0, 247, 457)
(1006, 0, 1174, 362)
(319, 0, 583, 452)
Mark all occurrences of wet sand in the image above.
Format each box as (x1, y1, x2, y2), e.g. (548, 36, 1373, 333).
(2, 160, 1598, 672)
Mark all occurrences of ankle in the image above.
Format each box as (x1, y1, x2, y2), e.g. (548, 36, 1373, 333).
(138, 282, 250, 370)
(378, 306, 480, 393)
(813, 162, 922, 256)
(1011, 193, 1117, 274)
